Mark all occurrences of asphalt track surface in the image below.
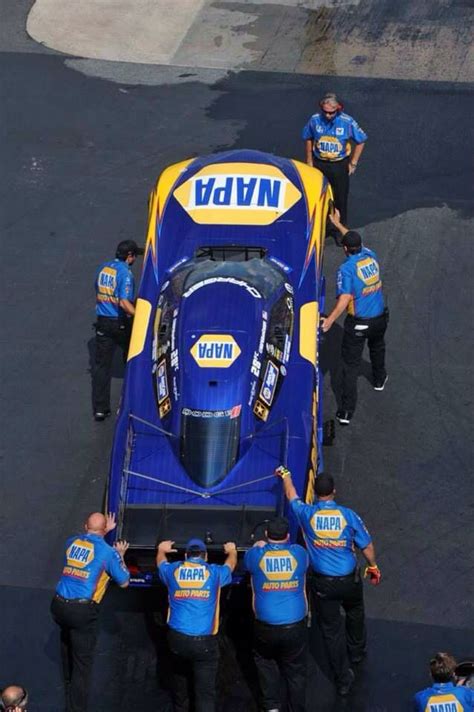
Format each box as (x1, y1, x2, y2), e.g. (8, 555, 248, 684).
(1, 2, 473, 711)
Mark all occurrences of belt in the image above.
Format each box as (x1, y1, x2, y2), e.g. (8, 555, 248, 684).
(169, 629, 215, 641)
(55, 593, 96, 605)
(256, 619, 305, 629)
(313, 156, 349, 163)
(348, 313, 385, 322)
(312, 570, 356, 581)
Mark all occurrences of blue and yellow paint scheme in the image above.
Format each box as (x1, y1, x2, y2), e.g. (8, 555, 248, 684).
(106, 150, 332, 579)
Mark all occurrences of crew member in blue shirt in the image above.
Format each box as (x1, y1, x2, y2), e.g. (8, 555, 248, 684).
(276, 467, 381, 697)
(50, 512, 130, 712)
(302, 92, 367, 229)
(321, 208, 388, 425)
(157, 538, 237, 712)
(414, 652, 474, 711)
(244, 516, 309, 712)
(92, 239, 143, 421)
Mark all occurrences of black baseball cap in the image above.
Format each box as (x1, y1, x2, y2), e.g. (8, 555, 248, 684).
(341, 231, 362, 249)
(116, 239, 144, 258)
(314, 474, 335, 497)
(267, 516, 289, 541)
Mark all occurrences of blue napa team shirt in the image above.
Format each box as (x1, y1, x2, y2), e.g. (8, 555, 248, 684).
(302, 112, 368, 162)
(413, 682, 474, 711)
(244, 542, 309, 625)
(159, 558, 232, 636)
(290, 499, 372, 575)
(56, 533, 130, 603)
(337, 246, 385, 318)
(95, 258, 135, 317)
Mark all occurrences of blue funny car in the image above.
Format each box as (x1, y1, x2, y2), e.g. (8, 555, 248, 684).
(106, 149, 332, 579)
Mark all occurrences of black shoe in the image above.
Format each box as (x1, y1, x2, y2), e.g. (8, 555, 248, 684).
(373, 375, 388, 391)
(336, 410, 352, 425)
(337, 668, 355, 696)
(94, 410, 111, 422)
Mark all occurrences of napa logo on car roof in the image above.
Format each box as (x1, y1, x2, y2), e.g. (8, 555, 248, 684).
(173, 163, 302, 225)
(191, 334, 241, 368)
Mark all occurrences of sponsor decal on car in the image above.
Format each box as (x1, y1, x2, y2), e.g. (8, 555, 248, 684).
(159, 397, 172, 418)
(259, 361, 279, 406)
(253, 399, 269, 422)
(182, 276, 261, 299)
(173, 163, 301, 225)
(157, 359, 169, 404)
(269, 256, 292, 274)
(190, 334, 241, 368)
(182, 405, 241, 419)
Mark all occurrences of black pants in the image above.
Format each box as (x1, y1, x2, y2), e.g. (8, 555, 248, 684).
(253, 618, 307, 712)
(167, 628, 219, 712)
(50, 596, 99, 712)
(310, 571, 366, 686)
(92, 316, 131, 412)
(313, 156, 350, 225)
(341, 311, 388, 412)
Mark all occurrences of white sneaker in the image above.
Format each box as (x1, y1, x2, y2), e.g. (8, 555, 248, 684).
(373, 375, 388, 391)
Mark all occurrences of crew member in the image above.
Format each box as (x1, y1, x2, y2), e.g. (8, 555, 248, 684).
(414, 652, 474, 711)
(302, 92, 367, 227)
(0, 685, 29, 711)
(92, 239, 143, 421)
(157, 538, 238, 712)
(244, 516, 309, 712)
(50, 513, 130, 712)
(276, 467, 381, 697)
(321, 208, 388, 426)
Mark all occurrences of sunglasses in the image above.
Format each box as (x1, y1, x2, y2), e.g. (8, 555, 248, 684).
(322, 108, 338, 115)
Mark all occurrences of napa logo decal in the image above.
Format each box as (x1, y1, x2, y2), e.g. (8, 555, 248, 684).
(66, 539, 94, 569)
(356, 256, 380, 286)
(191, 334, 241, 368)
(259, 550, 297, 581)
(424, 695, 462, 712)
(311, 510, 347, 540)
(173, 163, 301, 225)
(174, 562, 210, 589)
(315, 135, 350, 160)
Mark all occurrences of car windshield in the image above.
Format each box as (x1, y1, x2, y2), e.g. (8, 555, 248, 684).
(172, 258, 285, 300)
(180, 411, 240, 488)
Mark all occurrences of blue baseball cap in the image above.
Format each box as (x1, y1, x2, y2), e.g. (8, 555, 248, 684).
(186, 538, 207, 553)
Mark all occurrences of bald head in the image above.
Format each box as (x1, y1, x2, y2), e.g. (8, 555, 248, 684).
(85, 512, 107, 535)
(1, 685, 28, 708)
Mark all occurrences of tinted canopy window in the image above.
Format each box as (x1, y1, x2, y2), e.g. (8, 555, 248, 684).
(180, 411, 240, 488)
(178, 258, 285, 300)
(267, 292, 294, 352)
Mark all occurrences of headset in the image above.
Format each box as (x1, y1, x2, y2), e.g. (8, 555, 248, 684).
(319, 92, 344, 112)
